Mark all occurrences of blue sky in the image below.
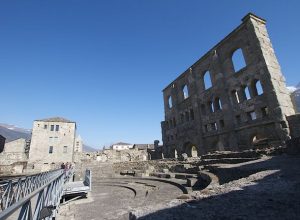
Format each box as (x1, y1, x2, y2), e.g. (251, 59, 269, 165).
(0, 1, 299, 148)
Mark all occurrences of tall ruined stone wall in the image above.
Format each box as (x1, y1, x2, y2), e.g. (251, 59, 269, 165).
(161, 13, 295, 158)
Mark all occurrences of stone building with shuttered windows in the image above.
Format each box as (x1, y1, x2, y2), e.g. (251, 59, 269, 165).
(28, 117, 76, 164)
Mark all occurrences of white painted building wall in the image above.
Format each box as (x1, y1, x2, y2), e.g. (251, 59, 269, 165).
(111, 143, 134, 150)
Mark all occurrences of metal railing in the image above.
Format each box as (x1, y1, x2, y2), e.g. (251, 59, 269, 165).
(0, 168, 73, 220)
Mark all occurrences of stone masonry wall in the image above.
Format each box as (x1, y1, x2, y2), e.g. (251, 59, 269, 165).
(287, 114, 300, 139)
(161, 13, 295, 158)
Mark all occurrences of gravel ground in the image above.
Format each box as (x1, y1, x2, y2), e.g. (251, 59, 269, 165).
(58, 154, 300, 220)
(133, 155, 300, 220)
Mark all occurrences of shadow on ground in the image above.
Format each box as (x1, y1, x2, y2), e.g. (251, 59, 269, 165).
(135, 156, 300, 220)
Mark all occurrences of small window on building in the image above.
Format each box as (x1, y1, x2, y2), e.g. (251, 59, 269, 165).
(201, 104, 206, 115)
(220, 120, 225, 128)
(63, 146, 68, 153)
(182, 85, 189, 99)
(248, 111, 257, 121)
(168, 96, 173, 108)
(236, 115, 241, 124)
(185, 112, 190, 122)
(255, 80, 264, 96)
(190, 109, 195, 120)
(214, 97, 222, 111)
(232, 48, 246, 72)
(209, 101, 215, 113)
(211, 122, 217, 131)
(204, 125, 209, 132)
(49, 146, 53, 154)
(261, 107, 268, 117)
(55, 125, 59, 131)
(173, 117, 176, 127)
(180, 113, 184, 123)
(50, 125, 54, 131)
(44, 124, 47, 129)
(245, 86, 251, 100)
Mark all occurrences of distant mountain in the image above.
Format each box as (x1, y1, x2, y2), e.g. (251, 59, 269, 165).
(83, 144, 98, 152)
(0, 124, 31, 142)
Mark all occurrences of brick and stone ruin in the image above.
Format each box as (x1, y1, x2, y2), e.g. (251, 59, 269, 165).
(161, 13, 298, 158)
(1, 13, 300, 220)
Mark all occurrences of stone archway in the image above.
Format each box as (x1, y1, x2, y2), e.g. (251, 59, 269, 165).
(174, 149, 178, 159)
(184, 142, 198, 157)
(121, 153, 131, 162)
(217, 140, 225, 151)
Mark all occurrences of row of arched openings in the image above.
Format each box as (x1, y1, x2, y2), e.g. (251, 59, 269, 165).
(168, 48, 247, 109)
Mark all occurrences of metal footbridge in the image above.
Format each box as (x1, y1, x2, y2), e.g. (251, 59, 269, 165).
(0, 169, 91, 220)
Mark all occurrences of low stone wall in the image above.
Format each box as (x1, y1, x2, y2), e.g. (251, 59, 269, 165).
(0, 162, 27, 175)
(74, 148, 149, 164)
(0, 152, 28, 166)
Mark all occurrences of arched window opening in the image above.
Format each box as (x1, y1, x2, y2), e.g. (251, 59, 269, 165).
(191, 146, 198, 157)
(214, 97, 222, 111)
(182, 85, 189, 99)
(209, 101, 215, 113)
(174, 149, 178, 159)
(168, 96, 173, 108)
(203, 71, 212, 90)
(232, 48, 246, 72)
(245, 86, 251, 100)
(255, 80, 264, 96)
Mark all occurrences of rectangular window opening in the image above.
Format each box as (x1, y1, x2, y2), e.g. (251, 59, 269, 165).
(204, 125, 209, 132)
(211, 122, 217, 131)
(50, 125, 54, 131)
(248, 111, 257, 121)
(261, 107, 268, 117)
(55, 125, 59, 131)
(236, 115, 241, 124)
(49, 146, 53, 154)
(220, 120, 225, 128)
(63, 146, 68, 153)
